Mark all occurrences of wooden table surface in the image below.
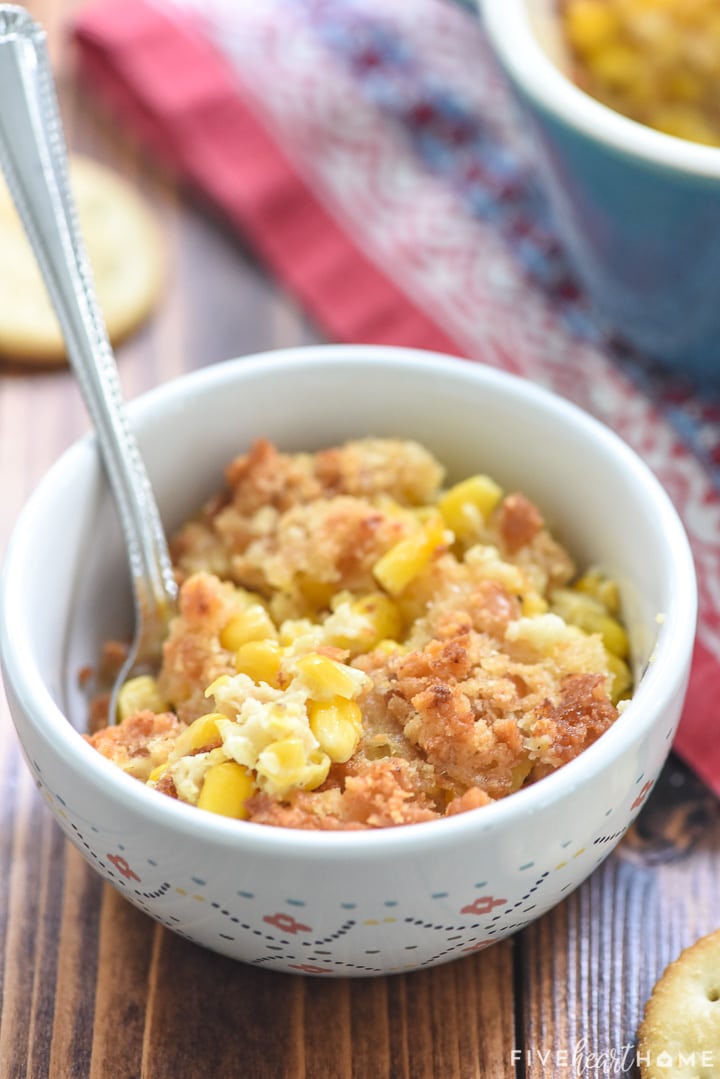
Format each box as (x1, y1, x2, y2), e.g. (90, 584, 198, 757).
(2, 4, 720, 1077)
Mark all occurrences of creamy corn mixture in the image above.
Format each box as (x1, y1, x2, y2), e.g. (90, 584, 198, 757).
(87, 438, 632, 830)
(562, 0, 720, 146)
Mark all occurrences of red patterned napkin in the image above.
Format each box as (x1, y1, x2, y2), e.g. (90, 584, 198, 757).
(73, 0, 720, 793)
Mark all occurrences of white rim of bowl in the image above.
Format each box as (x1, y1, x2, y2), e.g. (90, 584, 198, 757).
(480, 0, 720, 180)
(0, 345, 698, 860)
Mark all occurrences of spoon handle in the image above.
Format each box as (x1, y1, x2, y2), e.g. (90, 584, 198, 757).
(0, 8, 177, 637)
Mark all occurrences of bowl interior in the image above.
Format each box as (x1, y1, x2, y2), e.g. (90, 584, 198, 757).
(2, 346, 693, 751)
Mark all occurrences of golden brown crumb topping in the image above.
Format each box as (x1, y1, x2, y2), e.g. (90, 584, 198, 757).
(86, 438, 632, 829)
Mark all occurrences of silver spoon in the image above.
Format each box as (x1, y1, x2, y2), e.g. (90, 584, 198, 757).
(0, 6, 178, 722)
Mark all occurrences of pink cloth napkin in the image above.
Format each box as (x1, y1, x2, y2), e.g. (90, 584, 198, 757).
(73, 0, 720, 793)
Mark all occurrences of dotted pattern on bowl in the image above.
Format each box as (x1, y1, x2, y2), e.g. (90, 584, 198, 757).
(27, 756, 657, 975)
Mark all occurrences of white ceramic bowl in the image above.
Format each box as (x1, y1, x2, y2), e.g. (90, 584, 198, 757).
(0, 345, 696, 976)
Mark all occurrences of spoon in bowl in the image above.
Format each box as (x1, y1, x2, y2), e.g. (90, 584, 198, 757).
(0, 5, 178, 722)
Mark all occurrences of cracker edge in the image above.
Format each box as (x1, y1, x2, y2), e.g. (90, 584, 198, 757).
(638, 927, 720, 1078)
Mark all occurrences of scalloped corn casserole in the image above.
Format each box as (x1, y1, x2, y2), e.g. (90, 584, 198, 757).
(86, 437, 632, 829)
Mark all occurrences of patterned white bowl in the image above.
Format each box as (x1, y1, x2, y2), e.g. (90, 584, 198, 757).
(0, 346, 696, 976)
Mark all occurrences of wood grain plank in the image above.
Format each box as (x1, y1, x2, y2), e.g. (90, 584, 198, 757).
(128, 933, 514, 1078)
(0, 769, 47, 1079)
(138, 933, 306, 1079)
(301, 978, 354, 1078)
(23, 809, 65, 1079)
(347, 976, 394, 1078)
(87, 887, 156, 1079)
(47, 845, 103, 1079)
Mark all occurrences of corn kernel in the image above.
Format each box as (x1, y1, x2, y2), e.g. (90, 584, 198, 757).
(374, 638, 406, 656)
(509, 757, 533, 792)
(117, 675, 168, 722)
(220, 605, 277, 651)
(234, 587, 269, 609)
(308, 697, 363, 763)
(573, 570, 620, 614)
(324, 592, 403, 653)
(596, 614, 629, 658)
(373, 514, 448, 596)
(666, 70, 703, 103)
(148, 762, 169, 784)
(521, 592, 549, 617)
(259, 740, 330, 792)
(294, 653, 364, 699)
(606, 652, 633, 704)
(297, 574, 336, 611)
(438, 475, 503, 540)
(173, 712, 225, 758)
(268, 738, 305, 771)
(234, 639, 283, 686)
(353, 593, 403, 641)
(565, 0, 620, 54)
(551, 589, 630, 658)
(587, 44, 639, 89)
(197, 761, 255, 818)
